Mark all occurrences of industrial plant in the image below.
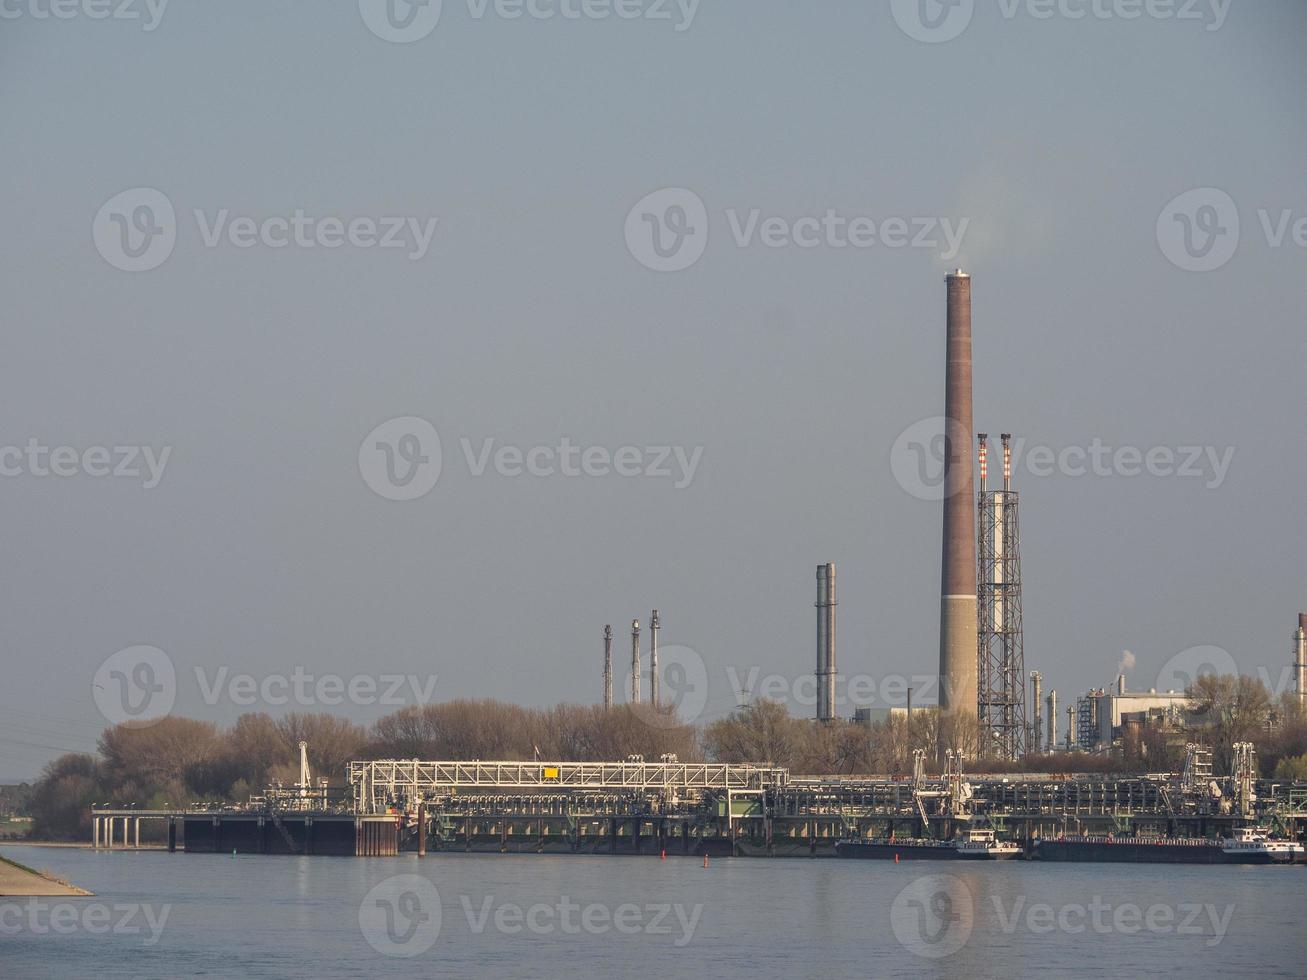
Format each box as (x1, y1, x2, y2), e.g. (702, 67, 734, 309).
(83, 273, 1307, 861)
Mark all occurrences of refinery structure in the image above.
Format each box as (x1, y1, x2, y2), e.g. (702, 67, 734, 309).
(585, 271, 1307, 762)
(89, 273, 1307, 859)
(88, 742, 1307, 858)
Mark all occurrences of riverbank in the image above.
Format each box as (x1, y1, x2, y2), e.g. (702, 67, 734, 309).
(0, 851, 94, 896)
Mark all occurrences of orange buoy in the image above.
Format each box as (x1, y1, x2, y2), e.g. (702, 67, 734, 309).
(894, 854, 900, 863)
(703, 853, 709, 868)
(661, 849, 666, 860)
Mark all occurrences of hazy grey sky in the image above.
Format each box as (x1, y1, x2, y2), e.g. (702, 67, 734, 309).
(2, 1, 1305, 779)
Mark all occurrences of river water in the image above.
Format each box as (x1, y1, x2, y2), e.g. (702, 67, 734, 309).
(1, 845, 1303, 978)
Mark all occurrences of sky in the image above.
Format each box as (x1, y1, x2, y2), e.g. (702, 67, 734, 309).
(1, 0, 1305, 780)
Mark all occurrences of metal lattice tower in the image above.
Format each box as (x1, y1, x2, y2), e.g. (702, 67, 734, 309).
(976, 434, 1027, 758)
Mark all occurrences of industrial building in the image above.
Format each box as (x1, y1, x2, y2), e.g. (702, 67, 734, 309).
(1073, 677, 1192, 751)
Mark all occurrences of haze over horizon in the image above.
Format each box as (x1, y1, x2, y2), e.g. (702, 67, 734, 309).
(2, 1, 1305, 781)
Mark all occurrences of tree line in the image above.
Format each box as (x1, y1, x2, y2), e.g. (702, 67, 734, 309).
(20, 677, 1307, 839)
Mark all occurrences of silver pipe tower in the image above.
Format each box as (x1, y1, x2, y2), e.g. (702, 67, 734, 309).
(650, 610, 660, 710)
(1030, 671, 1042, 754)
(603, 625, 613, 709)
(1295, 614, 1306, 709)
(630, 619, 641, 703)
(816, 563, 837, 722)
(1047, 690, 1057, 754)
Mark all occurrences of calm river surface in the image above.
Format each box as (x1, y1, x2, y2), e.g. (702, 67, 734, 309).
(2, 845, 1304, 978)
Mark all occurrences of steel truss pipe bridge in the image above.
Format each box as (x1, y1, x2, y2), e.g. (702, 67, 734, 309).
(349, 760, 789, 814)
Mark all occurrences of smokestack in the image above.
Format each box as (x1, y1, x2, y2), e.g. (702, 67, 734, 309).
(1295, 614, 1306, 709)
(650, 610, 660, 710)
(1030, 671, 1042, 754)
(1001, 433, 1012, 493)
(939, 270, 978, 722)
(1117, 674, 1126, 696)
(630, 619, 641, 703)
(1066, 704, 1075, 751)
(603, 625, 613, 709)
(816, 563, 837, 722)
(1047, 690, 1057, 752)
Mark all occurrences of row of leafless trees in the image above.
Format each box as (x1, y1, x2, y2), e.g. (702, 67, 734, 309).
(28, 701, 698, 838)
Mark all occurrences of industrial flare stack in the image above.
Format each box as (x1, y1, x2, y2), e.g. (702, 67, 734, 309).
(1296, 614, 1306, 709)
(599, 613, 663, 707)
(938, 270, 979, 722)
(816, 563, 837, 722)
(650, 609, 661, 710)
(602, 625, 613, 709)
(630, 619, 641, 703)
